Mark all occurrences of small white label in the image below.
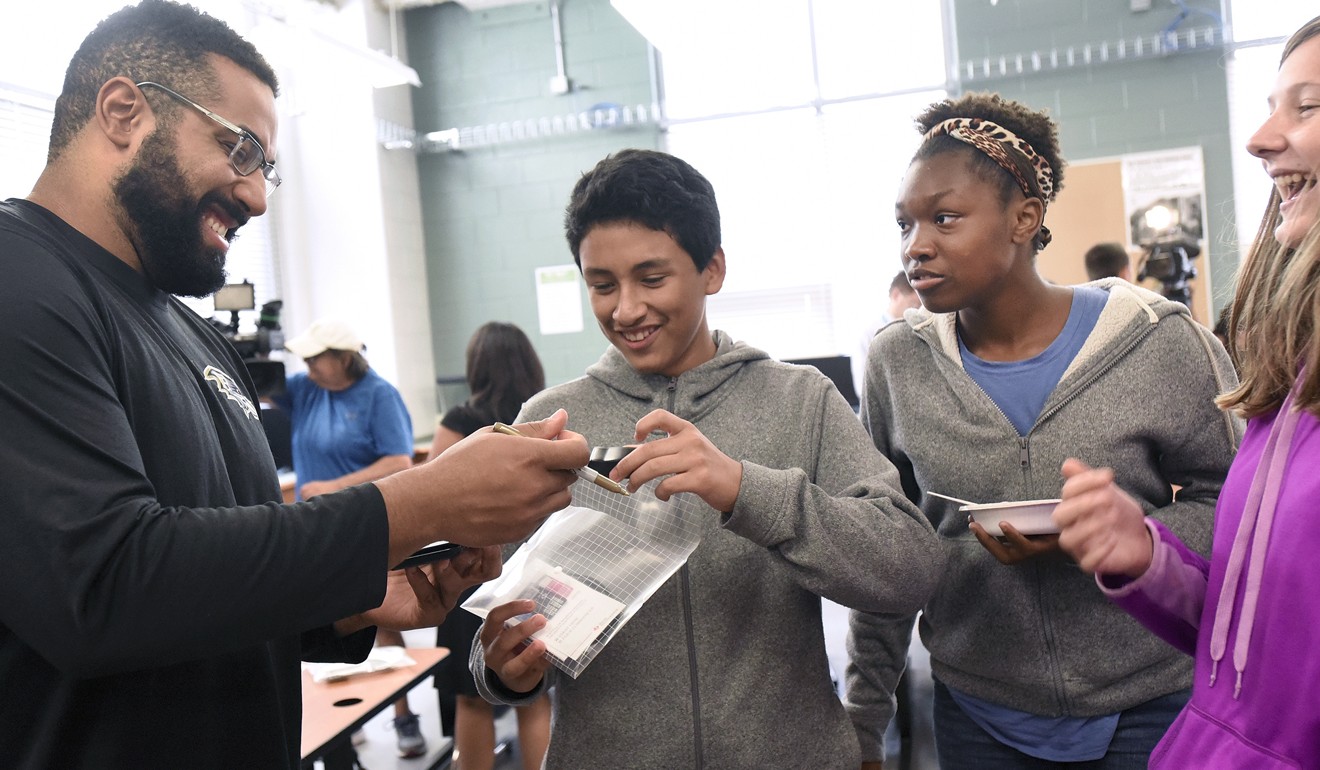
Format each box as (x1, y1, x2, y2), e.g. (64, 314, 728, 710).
(512, 568, 624, 662)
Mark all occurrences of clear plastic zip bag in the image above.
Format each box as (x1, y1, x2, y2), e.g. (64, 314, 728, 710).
(462, 477, 704, 678)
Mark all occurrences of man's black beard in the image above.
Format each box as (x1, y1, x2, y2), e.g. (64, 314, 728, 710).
(112, 129, 242, 298)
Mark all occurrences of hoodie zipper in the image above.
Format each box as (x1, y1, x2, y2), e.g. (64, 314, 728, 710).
(1031, 323, 1156, 430)
(959, 377, 1031, 489)
(925, 296, 1165, 712)
(1027, 317, 1157, 711)
(1018, 436, 1030, 477)
(681, 566, 703, 768)
(1035, 558, 1072, 712)
(667, 376, 705, 768)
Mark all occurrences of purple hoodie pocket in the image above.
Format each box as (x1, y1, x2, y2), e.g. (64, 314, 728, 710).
(1151, 704, 1300, 769)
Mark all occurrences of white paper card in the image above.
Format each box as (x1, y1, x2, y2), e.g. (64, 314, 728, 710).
(509, 565, 625, 662)
(302, 645, 416, 683)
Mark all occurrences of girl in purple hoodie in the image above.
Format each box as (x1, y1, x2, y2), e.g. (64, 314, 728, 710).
(1054, 16, 1320, 768)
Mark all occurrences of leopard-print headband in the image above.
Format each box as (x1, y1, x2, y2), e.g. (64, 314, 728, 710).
(925, 117, 1055, 202)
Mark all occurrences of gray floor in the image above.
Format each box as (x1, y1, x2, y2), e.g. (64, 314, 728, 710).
(343, 612, 939, 770)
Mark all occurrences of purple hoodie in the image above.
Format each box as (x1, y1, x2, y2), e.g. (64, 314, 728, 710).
(1100, 397, 1320, 768)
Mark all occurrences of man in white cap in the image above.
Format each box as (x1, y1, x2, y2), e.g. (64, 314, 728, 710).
(281, 320, 398, 501)
(285, 318, 366, 359)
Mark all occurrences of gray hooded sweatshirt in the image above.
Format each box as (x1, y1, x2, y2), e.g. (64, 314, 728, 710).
(845, 279, 1242, 761)
(472, 331, 942, 769)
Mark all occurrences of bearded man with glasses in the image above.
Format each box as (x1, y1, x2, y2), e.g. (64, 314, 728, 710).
(0, 2, 589, 768)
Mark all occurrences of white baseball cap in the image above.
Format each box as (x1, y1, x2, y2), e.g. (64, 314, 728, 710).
(284, 319, 364, 359)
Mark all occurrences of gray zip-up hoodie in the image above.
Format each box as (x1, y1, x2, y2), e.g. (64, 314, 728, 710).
(845, 279, 1242, 761)
(472, 331, 942, 769)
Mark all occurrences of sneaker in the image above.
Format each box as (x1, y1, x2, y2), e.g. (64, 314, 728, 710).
(393, 713, 427, 759)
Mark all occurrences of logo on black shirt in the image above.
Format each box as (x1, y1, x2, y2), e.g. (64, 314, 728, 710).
(203, 365, 258, 420)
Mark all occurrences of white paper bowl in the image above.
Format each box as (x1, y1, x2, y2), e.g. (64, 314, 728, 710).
(960, 499, 1061, 537)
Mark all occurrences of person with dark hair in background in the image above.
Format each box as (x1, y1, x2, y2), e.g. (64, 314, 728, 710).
(854, 269, 923, 398)
(884, 270, 922, 319)
(427, 321, 552, 770)
(1084, 241, 1134, 282)
(846, 93, 1238, 769)
(470, 149, 942, 769)
(1212, 304, 1234, 358)
(275, 317, 425, 757)
(1056, 16, 1320, 765)
(0, 2, 586, 766)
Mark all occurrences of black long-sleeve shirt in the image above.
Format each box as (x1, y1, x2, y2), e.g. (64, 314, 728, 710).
(0, 200, 388, 768)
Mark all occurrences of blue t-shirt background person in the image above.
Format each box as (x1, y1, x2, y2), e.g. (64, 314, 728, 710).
(274, 317, 426, 757)
(276, 318, 414, 501)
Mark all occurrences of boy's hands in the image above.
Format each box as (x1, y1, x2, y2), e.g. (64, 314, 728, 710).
(610, 409, 742, 512)
(479, 600, 552, 694)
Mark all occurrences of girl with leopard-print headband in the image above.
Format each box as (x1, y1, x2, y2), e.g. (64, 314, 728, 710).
(846, 92, 1233, 769)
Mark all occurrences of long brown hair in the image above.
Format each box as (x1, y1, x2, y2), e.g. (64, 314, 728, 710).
(1218, 16, 1320, 418)
(465, 322, 545, 424)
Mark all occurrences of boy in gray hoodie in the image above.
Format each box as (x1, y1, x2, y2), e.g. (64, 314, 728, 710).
(469, 149, 942, 769)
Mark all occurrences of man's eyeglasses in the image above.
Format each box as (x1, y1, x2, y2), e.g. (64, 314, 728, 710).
(136, 81, 281, 196)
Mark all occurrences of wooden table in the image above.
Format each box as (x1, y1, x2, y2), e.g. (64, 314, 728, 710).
(301, 647, 449, 768)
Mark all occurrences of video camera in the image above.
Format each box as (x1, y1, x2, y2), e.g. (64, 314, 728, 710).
(210, 281, 286, 398)
(1137, 238, 1200, 307)
(1132, 199, 1202, 308)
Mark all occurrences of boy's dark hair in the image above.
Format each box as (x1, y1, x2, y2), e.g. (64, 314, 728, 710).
(48, 0, 279, 162)
(913, 92, 1065, 207)
(564, 149, 721, 271)
(1084, 242, 1131, 280)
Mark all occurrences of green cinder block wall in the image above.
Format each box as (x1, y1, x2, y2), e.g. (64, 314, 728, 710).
(407, 0, 1239, 401)
(950, 0, 1237, 313)
(406, 0, 659, 393)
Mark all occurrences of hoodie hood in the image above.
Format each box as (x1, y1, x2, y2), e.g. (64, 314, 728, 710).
(583, 330, 771, 421)
(902, 278, 1189, 381)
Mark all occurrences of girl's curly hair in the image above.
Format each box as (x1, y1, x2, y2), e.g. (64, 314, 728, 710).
(913, 92, 1065, 205)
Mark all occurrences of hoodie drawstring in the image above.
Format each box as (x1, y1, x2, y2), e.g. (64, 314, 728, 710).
(1208, 379, 1302, 698)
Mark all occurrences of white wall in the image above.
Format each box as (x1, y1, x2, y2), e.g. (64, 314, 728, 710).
(265, 0, 437, 440)
(0, 0, 439, 440)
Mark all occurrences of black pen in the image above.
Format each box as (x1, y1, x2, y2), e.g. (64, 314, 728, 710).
(491, 422, 631, 496)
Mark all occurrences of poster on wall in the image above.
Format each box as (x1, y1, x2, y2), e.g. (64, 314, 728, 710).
(1121, 146, 1206, 246)
(1120, 146, 1209, 313)
(535, 264, 585, 335)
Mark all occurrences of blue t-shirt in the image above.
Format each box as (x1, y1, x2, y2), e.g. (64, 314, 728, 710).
(948, 687, 1121, 762)
(953, 285, 1117, 760)
(274, 369, 413, 499)
(959, 286, 1107, 436)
